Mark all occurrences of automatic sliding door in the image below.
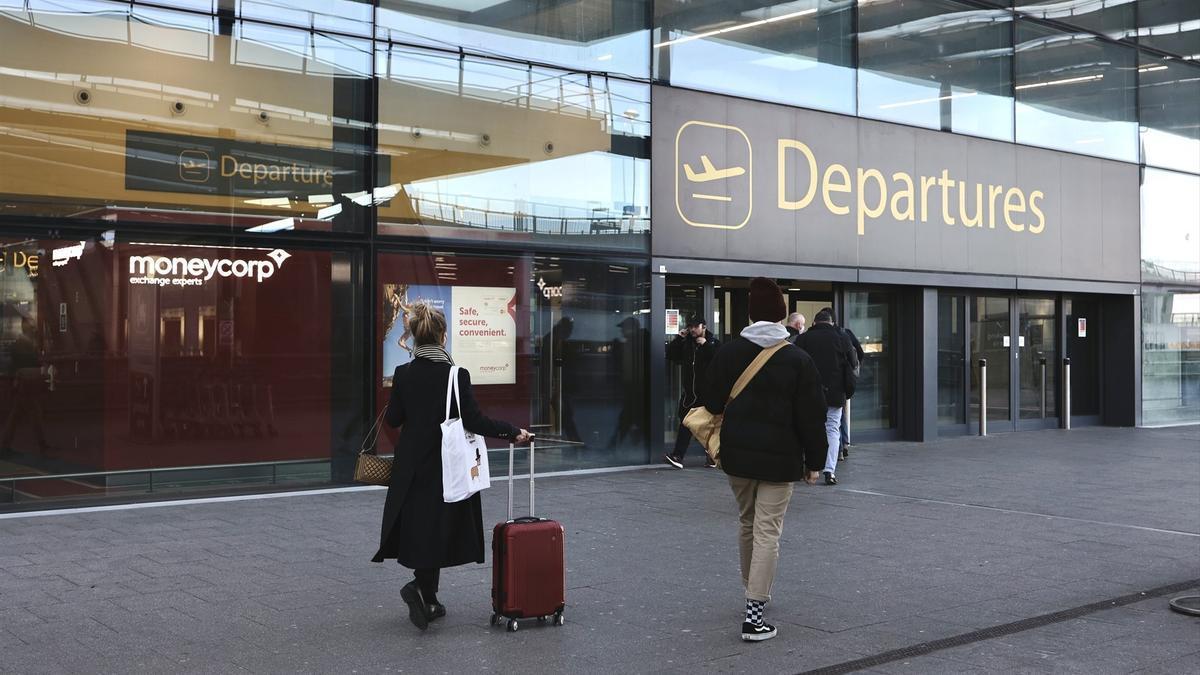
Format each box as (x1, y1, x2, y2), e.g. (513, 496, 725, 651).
(971, 296, 1012, 429)
(1018, 297, 1058, 426)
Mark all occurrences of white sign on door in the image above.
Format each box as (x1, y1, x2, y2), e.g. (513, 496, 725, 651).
(665, 309, 680, 336)
(1077, 318, 1087, 338)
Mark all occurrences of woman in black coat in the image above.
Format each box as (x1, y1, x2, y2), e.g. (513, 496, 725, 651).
(372, 302, 531, 630)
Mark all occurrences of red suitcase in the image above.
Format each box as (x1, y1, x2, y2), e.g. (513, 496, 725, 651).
(490, 440, 566, 632)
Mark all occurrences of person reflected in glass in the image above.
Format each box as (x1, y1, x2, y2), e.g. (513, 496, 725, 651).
(542, 316, 581, 443)
(610, 316, 648, 450)
(1, 312, 50, 457)
(664, 314, 719, 469)
(372, 302, 532, 631)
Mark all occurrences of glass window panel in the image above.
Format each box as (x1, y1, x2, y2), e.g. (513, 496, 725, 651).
(1018, 297, 1057, 420)
(970, 295, 1011, 423)
(376, 47, 650, 251)
(938, 294, 966, 425)
(845, 290, 894, 431)
(1138, 56, 1200, 174)
(1015, 0, 1136, 36)
(1141, 169, 1200, 285)
(1131, 0, 1199, 58)
(654, 0, 855, 114)
(0, 3, 374, 232)
(0, 234, 359, 502)
(376, 0, 650, 80)
(858, 0, 1013, 141)
(237, 0, 375, 37)
(1014, 20, 1138, 162)
(1142, 289, 1200, 426)
(377, 250, 650, 471)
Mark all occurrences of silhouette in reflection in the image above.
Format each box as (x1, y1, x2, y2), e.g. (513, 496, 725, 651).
(1, 312, 49, 456)
(609, 316, 648, 449)
(542, 317, 581, 443)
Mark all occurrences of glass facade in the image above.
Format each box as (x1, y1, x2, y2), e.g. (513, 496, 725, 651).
(0, 0, 1196, 507)
(375, 46, 650, 249)
(859, 0, 1013, 141)
(845, 290, 893, 432)
(653, 0, 855, 114)
(0, 233, 358, 501)
(1014, 20, 1138, 162)
(1142, 289, 1200, 426)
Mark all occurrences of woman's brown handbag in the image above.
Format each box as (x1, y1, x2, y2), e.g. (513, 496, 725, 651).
(683, 341, 788, 467)
(354, 408, 393, 486)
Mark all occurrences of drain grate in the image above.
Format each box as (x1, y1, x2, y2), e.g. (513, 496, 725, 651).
(798, 578, 1200, 675)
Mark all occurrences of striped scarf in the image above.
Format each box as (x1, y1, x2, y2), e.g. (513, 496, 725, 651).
(413, 344, 454, 365)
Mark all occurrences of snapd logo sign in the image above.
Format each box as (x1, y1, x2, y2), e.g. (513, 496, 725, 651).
(129, 249, 291, 287)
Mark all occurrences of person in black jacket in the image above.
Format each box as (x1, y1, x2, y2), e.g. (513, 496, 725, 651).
(703, 278, 827, 642)
(665, 314, 719, 468)
(819, 307, 864, 461)
(373, 302, 533, 631)
(794, 309, 858, 485)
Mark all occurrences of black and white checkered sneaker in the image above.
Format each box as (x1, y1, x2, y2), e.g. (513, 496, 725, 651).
(741, 621, 777, 641)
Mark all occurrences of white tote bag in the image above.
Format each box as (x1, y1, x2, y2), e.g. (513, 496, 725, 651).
(441, 366, 492, 503)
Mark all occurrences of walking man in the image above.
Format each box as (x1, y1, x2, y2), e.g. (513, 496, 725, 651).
(785, 312, 805, 344)
(794, 309, 858, 485)
(702, 278, 827, 641)
(665, 314, 719, 468)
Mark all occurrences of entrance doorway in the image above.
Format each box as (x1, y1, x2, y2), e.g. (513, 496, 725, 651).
(965, 295, 1061, 433)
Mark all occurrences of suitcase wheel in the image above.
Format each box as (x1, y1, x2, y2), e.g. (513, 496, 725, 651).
(489, 613, 499, 627)
(506, 618, 519, 632)
(536, 616, 547, 624)
(554, 612, 565, 627)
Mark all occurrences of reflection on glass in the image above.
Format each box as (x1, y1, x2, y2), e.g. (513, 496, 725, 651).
(376, 46, 650, 249)
(938, 294, 966, 425)
(1142, 290, 1200, 426)
(376, 0, 651, 79)
(654, 0, 855, 114)
(664, 283, 705, 447)
(859, 0, 1013, 140)
(0, 3, 373, 231)
(1141, 169, 1200, 285)
(1014, 20, 1138, 162)
(1139, 57, 1200, 174)
(377, 250, 650, 470)
(0, 235, 354, 499)
(1018, 297, 1057, 420)
(1125, 0, 1199, 56)
(845, 291, 893, 431)
(971, 296, 1011, 423)
(1014, 0, 1135, 35)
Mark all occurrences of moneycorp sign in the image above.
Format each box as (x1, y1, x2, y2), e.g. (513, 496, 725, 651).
(128, 249, 291, 286)
(653, 86, 1141, 282)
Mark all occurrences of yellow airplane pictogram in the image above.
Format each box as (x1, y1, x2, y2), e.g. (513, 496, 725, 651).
(683, 155, 746, 183)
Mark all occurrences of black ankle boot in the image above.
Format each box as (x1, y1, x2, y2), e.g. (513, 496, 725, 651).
(400, 581, 430, 630)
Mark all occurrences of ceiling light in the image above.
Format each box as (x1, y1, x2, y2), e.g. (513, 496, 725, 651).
(246, 218, 295, 233)
(654, 8, 817, 49)
(1015, 74, 1103, 91)
(879, 91, 978, 110)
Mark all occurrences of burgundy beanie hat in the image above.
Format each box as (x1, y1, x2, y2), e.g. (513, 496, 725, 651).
(748, 277, 786, 323)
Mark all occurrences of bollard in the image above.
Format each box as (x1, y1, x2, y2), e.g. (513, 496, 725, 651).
(979, 358, 988, 436)
(1040, 357, 1047, 419)
(1063, 357, 1071, 430)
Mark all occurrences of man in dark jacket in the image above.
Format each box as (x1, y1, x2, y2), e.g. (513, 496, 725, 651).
(665, 314, 719, 468)
(703, 278, 826, 642)
(794, 309, 858, 485)
(820, 306, 864, 460)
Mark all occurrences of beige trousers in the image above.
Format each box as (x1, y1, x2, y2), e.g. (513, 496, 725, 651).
(728, 476, 794, 602)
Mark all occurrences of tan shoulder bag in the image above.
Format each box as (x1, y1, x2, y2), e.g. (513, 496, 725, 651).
(682, 340, 788, 467)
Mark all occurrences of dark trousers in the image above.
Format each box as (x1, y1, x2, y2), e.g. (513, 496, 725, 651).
(414, 568, 440, 601)
(672, 403, 698, 459)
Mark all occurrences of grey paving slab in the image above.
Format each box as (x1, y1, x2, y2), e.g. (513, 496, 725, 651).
(0, 425, 1197, 674)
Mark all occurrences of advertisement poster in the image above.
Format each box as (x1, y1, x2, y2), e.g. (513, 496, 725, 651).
(665, 309, 680, 336)
(382, 284, 516, 386)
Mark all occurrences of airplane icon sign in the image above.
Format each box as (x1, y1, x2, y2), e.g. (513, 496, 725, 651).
(674, 120, 753, 229)
(683, 155, 746, 183)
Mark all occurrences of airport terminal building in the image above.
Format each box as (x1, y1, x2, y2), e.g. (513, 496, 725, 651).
(0, 0, 1196, 509)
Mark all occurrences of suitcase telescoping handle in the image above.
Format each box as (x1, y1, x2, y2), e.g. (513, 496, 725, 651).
(506, 439, 536, 521)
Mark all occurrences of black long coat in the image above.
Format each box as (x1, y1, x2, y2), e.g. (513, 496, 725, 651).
(372, 359, 518, 568)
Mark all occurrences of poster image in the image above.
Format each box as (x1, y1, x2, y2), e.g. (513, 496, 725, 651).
(382, 284, 516, 387)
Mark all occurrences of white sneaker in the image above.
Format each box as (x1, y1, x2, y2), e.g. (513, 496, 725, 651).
(663, 454, 683, 469)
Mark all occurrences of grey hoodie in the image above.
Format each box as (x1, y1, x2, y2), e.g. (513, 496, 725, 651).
(740, 321, 790, 348)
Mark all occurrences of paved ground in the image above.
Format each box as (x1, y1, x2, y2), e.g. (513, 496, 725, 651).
(0, 426, 1197, 674)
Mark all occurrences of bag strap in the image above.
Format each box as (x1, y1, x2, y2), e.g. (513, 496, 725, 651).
(360, 406, 387, 456)
(444, 365, 459, 421)
(728, 340, 788, 403)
